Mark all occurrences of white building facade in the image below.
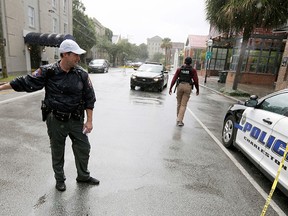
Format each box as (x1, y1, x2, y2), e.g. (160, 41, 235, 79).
(1, 0, 73, 74)
(147, 36, 165, 60)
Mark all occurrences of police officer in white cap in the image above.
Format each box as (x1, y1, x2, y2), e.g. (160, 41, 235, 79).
(0, 39, 99, 191)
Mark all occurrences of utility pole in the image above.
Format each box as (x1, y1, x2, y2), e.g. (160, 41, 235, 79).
(204, 39, 213, 84)
(0, 1, 7, 78)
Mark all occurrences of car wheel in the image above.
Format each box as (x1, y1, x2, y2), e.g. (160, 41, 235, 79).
(130, 85, 135, 90)
(222, 115, 236, 148)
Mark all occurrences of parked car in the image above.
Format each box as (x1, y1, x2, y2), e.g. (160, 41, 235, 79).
(130, 62, 169, 92)
(222, 89, 288, 196)
(131, 62, 143, 69)
(88, 59, 109, 73)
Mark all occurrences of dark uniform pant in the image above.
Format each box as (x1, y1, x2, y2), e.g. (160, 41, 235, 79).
(46, 113, 91, 182)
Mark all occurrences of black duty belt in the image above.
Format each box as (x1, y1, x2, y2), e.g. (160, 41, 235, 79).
(52, 110, 83, 122)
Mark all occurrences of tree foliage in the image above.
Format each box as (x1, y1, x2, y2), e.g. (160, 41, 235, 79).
(134, 43, 149, 62)
(104, 28, 113, 42)
(151, 52, 165, 64)
(161, 38, 172, 67)
(73, 0, 148, 66)
(95, 36, 148, 66)
(206, 0, 287, 34)
(72, 0, 96, 52)
(205, 0, 288, 90)
(0, 2, 7, 78)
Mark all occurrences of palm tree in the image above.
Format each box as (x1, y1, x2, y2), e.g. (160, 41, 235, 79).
(205, 0, 288, 90)
(161, 38, 172, 67)
(0, 1, 7, 78)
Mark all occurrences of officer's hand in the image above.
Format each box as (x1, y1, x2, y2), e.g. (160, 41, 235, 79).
(83, 121, 93, 134)
(0, 83, 12, 91)
(169, 89, 172, 95)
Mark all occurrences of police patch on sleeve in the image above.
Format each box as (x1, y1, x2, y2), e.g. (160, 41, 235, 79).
(88, 77, 93, 88)
(32, 68, 42, 77)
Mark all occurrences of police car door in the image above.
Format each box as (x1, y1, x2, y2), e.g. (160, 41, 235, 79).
(257, 93, 288, 190)
(236, 107, 283, 167)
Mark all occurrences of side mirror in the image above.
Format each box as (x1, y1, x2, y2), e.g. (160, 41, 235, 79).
(245, 95, 258, 107)
(250, 95, 258, 100)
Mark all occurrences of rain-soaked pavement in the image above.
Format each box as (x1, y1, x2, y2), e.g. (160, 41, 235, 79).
(0, 68, 287, 216)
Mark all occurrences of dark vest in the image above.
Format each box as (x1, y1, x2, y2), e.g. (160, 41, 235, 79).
(178, 65, 193, 84)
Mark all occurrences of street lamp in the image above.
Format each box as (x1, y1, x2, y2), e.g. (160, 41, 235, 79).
(204, 39, 213, 84)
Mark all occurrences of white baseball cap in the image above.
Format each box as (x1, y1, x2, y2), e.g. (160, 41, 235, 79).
(59, 39, 86, 55)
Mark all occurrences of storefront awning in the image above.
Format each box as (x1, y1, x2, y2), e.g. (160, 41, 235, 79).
(24, 32, 75, 47)
(273, 25, 288, 33)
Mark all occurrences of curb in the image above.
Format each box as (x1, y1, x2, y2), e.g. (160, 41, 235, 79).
(200, 83, 245, 103)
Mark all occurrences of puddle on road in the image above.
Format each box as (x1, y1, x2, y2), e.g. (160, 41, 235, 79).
(129, 91, 166, 106)
(131, 96, 163, 106)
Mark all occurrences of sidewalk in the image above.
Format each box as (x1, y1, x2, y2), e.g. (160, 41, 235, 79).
(198, 75, 276, 102)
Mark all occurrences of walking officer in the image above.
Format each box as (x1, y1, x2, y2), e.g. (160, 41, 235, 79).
(169, 56, 199, 126)
(0, 39, 99, 191)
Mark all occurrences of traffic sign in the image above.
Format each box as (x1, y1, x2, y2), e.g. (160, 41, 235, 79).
(206, 51, 212, 59)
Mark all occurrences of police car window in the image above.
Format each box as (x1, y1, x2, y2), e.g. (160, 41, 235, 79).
(257, 93, 288, 116)
(138, 65, 162, 73)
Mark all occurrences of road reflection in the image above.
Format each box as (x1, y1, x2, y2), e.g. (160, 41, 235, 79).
(129, 89, 167, 106)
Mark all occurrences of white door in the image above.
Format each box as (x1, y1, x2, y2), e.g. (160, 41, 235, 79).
(259, 117, 288, 191)
(235, 108, 284, 165)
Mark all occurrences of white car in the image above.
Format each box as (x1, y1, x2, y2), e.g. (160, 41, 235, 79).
(222, 89, 288, 196)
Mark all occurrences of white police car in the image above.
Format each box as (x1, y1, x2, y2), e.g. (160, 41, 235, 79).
(222, 89, 288, 196)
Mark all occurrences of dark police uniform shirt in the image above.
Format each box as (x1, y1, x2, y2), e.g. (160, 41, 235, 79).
(10, 61, 96, 113)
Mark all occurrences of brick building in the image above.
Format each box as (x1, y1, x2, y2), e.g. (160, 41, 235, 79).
(207, 26, 288, 89)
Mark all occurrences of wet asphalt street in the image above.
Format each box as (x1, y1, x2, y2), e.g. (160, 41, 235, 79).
(0, 67, 287, 216)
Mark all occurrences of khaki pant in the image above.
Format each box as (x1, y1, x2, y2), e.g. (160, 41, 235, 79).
(176, 83, 192, 122)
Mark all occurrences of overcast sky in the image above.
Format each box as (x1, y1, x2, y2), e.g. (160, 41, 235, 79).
(80, 0, 210, 45)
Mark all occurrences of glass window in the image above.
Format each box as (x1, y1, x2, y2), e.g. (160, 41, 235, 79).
(209, 48, 229, 70)
(64, 23, 68, 34)
(231, 37, 284, 74)
(217, 48, 227, 59)
(258, 93, 288, 116)
(28, 6, 35, 28)
(53, 18, 57, 33)
(52, 0, 56, 8)
(63, 0, 67, 14)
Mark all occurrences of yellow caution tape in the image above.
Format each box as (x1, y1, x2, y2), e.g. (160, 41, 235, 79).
(261, 143, 288, 216)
